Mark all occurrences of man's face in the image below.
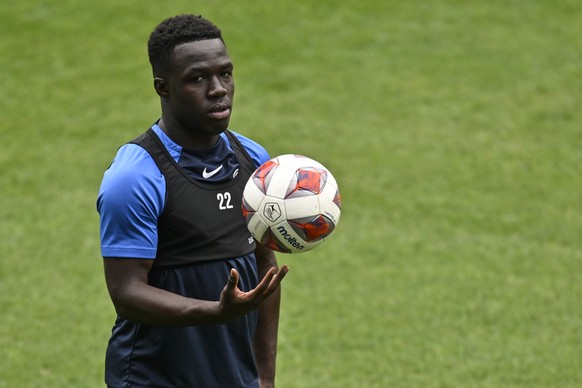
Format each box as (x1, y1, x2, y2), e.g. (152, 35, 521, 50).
(163, 38, 234, 137)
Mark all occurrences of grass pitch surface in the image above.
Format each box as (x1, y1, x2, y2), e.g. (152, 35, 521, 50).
(1, 1, 581, 386)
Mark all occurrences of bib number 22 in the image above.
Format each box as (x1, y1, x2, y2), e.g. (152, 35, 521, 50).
(217, 192, 234, 210)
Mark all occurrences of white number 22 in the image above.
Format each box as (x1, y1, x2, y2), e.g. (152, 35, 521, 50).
(217, 192, 234, 210)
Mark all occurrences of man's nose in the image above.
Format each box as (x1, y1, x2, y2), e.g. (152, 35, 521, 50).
(208, 76, 227, 97)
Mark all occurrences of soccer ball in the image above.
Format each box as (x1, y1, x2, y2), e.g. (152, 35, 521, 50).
(242, 154, 341, 254)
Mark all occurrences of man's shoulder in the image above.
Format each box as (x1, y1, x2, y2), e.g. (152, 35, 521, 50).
(110, 143, 158, 175)
(100, 143, 164, 196)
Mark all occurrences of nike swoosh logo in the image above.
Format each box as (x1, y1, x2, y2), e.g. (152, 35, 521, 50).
(202, 165, 223, 179)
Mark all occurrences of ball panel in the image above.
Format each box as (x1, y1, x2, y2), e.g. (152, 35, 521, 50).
(333, 189, 342, 209)
(320, 204, 341, 227)
(245, 213, 269, 241)
(288, 214, 335, 242)
(284, 196, 320, 219)
(296, 168, 325, 193)
(241, 198, 255, 224)
(317, 180, 341, 224)
(262, 201, 284, 224)
(265, 165, 297, 199)
(269, 220, 324, 253)
(242, 178, 266, 210)
(252, 159, 279, 194)
(260, 228, 292, 253)
(257, 196, 286, 225)
(285, 167, 327, 198)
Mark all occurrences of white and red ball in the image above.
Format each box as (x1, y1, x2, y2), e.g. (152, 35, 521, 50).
(242, 154, 341, 254)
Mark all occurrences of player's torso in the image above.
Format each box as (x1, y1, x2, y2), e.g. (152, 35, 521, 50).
(131, 128, 257, 267)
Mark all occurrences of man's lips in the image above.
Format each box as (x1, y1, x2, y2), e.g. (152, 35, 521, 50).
(208, 103, 231, 120)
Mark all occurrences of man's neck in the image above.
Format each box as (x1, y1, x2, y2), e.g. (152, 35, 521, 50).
(158, 118, 220, 150)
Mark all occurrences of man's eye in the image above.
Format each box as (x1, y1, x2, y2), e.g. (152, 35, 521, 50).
(221, 71, 232, 78)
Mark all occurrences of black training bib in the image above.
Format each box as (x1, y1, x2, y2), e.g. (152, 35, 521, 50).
(130, 128, 257, 268)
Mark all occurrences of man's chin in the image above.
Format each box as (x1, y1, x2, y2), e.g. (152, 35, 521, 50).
(210, 121, 230, 135)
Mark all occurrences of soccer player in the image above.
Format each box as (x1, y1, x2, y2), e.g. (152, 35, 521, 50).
(97, 14, 289, 387)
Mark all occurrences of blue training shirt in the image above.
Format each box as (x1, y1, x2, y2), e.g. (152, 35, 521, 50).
(97, 124, 269, 259)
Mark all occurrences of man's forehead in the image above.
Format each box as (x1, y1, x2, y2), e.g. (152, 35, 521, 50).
(173, 39, 230, 63)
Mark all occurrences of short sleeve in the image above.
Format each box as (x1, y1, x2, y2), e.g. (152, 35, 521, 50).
(97, 144, 166, 259)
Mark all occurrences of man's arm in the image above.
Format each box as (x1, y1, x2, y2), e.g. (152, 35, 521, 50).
(103, 257, 288, 326)
(252, 243, 285, 388)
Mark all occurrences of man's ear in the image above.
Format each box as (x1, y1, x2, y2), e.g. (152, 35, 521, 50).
(154, 77, 169, 98)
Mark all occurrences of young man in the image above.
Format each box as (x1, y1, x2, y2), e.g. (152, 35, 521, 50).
(97, 14, 288, 387)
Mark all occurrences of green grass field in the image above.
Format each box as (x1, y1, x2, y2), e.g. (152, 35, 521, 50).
(2, 0, 581, 386)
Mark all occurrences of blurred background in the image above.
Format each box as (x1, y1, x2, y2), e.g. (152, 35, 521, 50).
(1, 1, 581, 386)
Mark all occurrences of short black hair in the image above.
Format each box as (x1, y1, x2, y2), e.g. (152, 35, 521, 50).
(148, 14, 223, 76)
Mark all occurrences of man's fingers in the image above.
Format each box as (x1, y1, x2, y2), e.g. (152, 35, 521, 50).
(253, 266, 289, 299)
(219, 266, 289, 319)
(227, 268, 239, 289)
(228, 266, 289, 304)
(264, 265, 289, 294)
(252, 267, 278, 294)
(277, 265, 289, 279)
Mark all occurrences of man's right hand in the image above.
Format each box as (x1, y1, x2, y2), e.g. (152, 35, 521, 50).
(218, 266, 289, 322)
